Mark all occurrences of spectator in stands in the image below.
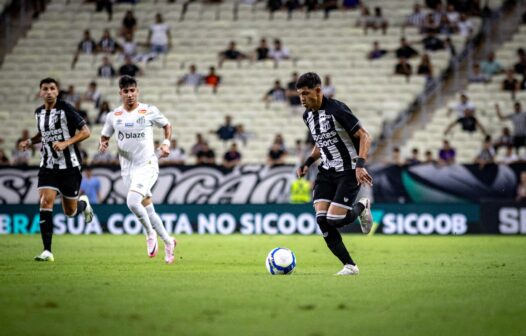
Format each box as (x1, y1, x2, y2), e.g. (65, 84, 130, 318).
(457, 13, 474, 38)
(269, 39, 290, 66)
(285, 0, 300, 19)
(121, 32, 137, 60)
(421, 13, 440, 34)
(474, 136, 495, 169)
(191, 133, 207, 156)
(438, 14, 455, 35)
(204, 66, 221, 93)
(218, 41, 247, 68)
(267, 0, 282, 18)
(235, 124, 252, 146)
(97, 56, 116, 78)
(445, 4, 460, 26)
(444, 108, 487, 136)
(98, 29, 119, 54)
(355, 6, 373, 32)
(322, 0, 338, 19)
(364, 7, 388, 35)
(147, 13, 172, 55)
(96, 101, 111, 124)
(159, 139, 186, 165)
(74, 100, 90, 126)
(80, 166, 101, 204)
(389, 147, 403, 166)
(177, 64, 202, 92)
(367, 41, 387, 60)
(513, 48, 526, 76)
(499, 145, 518, 164)
(95, 0, 113, 21)
(342, 0, 360, 9)
(64, 85, 81, 106)
(120, 10, 137, 37)
(468, 63, 490, 83)
(448, 92, 475, 118)
(502, 69, 521, 93)
(405, 148, 421, 165)
(422, 32, 445, 51)
(267, 142, 287, 166)
(72, 29, 97, 68)
(17, 129, 34, 157)
(438, 140, 456, 165)
(322, 75, 336, 98)
(264, 80, 286, 107)
(196, 142, 216, 165)
(417, 53, 434, 79)
(286, 72, 302, 110)
(83, 81, 102, 108)
(396, 38, 418, 59)
(516, 171, 526, 201)
(494, 127, 514, 153)
(213, 115, 236, 142)
(424, 150, 437, 164)
(405, 3, 426, 28)
(12, 139, 30, 166)
(119, 55, 143, 77)
(394, 57, 412, 78)
(480, 52, 503, 77)
(223, 143, 242, 169)
(253, 38, 270, 62)
(495, 102, 526, 153)
(0, 149, 10, 166)
(273, 133, 287, 152)
(91, 149, 116, 165)
(304, 0, 318, 18)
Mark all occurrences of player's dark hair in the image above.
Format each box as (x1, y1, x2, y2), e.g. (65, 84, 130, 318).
(40, 77, 59, 88)
(296, 72, 321, 89)
(119, 75, 137, 89)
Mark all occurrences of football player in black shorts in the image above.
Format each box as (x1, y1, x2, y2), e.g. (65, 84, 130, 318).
(296, 72, 373, 276)
(19, 78, 94, 262)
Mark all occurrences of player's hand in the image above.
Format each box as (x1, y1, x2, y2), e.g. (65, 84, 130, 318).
(296, 165, 308, 178)
(18, 140, 31, 151)
(356, 167, 373, 186)
(159, 144, 170, 158)
(99, 140, 109, 153)
(52, 141, 69, 152)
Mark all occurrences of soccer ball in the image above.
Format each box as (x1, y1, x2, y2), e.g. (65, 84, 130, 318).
(266, 247, 296, 275)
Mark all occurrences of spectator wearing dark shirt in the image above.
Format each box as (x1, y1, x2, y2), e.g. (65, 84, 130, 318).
(514, 48, 526, 76)
(494, 127, 514, 152)
(405, 148, 421, 165)
(119, 55, 143, 77)
(218, 41, 247, 68)
(444, 109, 487, 135)
(196, 142, 216, 165)
(267, 142, 287, 166)
(502, 69, 520, 93)
(396, 38, 418, 59)
(96, 101, 111, 124)
(95, 0, 113, 21)
(422, 32, 445, 51)
(253, 38, 270, 62)
(368, 41, 387, 60)
(223, 143, 242, 169)
(120, 10, 137, 37)
(72, 29, 97, 68)
(394, 57, 412, 78)
(97, 56, 116, 78)
(98, 29, 119, 54)
(417, 53, 433, 79)
(438, 140, 456, 165)
(264, 80, 286, 107)
(421, 13, 439, 34)
(213, 115, 236, 141)
(286, 72, 301, 109)
(424, 150, 437, 164)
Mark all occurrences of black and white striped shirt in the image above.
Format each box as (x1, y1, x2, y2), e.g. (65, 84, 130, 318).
(34, 100, 86, 170)
(508, 111, 526, 137)
(303, 96, 361, 172)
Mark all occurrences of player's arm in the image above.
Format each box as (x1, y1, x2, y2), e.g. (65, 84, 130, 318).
(476, 118, 488, 136)
(296, 145, 321, 178)
(99, 135, 111, 153)
(443, 119, 457, 135)
(494, 103, 508, 120)
(53, 125, 90, 152)
(353, 127, 373, 186)
(19, 132, 42, 151)
(99, 113, 114, 153)
(158, 122, 172, 158)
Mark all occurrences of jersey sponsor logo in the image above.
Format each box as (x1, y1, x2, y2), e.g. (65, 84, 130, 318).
(138, 109, 147, 115)
(114, 111, 123, 116)
(326, 159, 343, 168)
(125, 122, 134, 127)
(41, 129, 63, 142)
(116, 119, 123, 125)
(136, 116, 145, 125)
(118, 130, 145, 141)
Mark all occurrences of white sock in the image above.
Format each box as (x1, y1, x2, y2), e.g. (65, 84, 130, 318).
(126, 192, 154, 236)
(145, 203, 172, 245)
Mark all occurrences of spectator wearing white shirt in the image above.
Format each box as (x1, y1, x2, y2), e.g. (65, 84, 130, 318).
(448, 93, 475, 118)
(457, 13, 473, 38)
(147, 13, 172, 55)
(269, 39, 290, 67)
(445, 4, 459, 25)
(499, 146, 518, 164)
(159, 139, 186, 165)
(177, 64, 203, 92)
(83, 81, 102, 108)
(322, 75, 336, 98)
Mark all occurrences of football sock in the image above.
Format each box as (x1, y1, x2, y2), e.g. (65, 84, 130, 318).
(74, 199, 87, 216)
(316, 212, 355, 266)
(145, 204, 172, 244)
(126, 192, 154, 236)
(326, 203, 366, 228)
(39, 209, 53, 252)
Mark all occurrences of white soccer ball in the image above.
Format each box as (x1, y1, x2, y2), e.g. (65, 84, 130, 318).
(266, 247, 296, 275)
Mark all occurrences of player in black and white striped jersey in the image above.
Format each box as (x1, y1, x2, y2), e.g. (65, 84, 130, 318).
(18, 78, 94, 262)
(296, 72, 373, 276)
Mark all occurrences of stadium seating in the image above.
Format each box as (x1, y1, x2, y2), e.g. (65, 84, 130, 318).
(0, 0, 478, 164)
(401, 22, 526, 163)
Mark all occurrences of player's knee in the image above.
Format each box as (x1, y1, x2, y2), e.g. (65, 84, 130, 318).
(39, 196, 54, 209)
(316, 212, 328, 228)
(126, 192, 143, 214)
(64, 207, 77, 218)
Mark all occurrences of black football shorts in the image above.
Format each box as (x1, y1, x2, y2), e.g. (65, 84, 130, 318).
(37, 168, 82, 199)
(312, 167, 361, 210)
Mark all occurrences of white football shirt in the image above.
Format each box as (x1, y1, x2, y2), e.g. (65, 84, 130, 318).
(101, 103, 169, 175)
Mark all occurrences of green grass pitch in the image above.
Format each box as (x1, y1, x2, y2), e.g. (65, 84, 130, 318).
(1, 235, 525, 336)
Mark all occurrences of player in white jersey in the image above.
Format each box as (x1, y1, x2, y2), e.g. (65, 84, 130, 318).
(99, 75, 176, 264)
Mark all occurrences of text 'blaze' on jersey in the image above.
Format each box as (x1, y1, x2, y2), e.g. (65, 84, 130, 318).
(101, 103, 169, 175)
(303, 96, 361, 172)
(35, 100, 86, 169)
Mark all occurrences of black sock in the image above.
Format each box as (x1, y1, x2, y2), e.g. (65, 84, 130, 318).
(39, 210, 53, 252)
(318, 215, 355, 265)
(353, 202, 365, 216)
(75, 200, 87, 216)
(327, 238, 355, 266)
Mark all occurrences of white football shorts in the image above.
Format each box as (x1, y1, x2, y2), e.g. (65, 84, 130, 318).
(123, 165, 158, 198)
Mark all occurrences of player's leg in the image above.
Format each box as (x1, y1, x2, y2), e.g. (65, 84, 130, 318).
(35, 188, 57, 261)
(59, 168, 93, 223)
(143, 197, 176, 264)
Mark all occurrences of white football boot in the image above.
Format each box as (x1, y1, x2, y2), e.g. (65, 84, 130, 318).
(34, 250, 54, 262)
(335, 264, 359, 276)
(79, 195, 94, 224)
(358, 198, 372, 234)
